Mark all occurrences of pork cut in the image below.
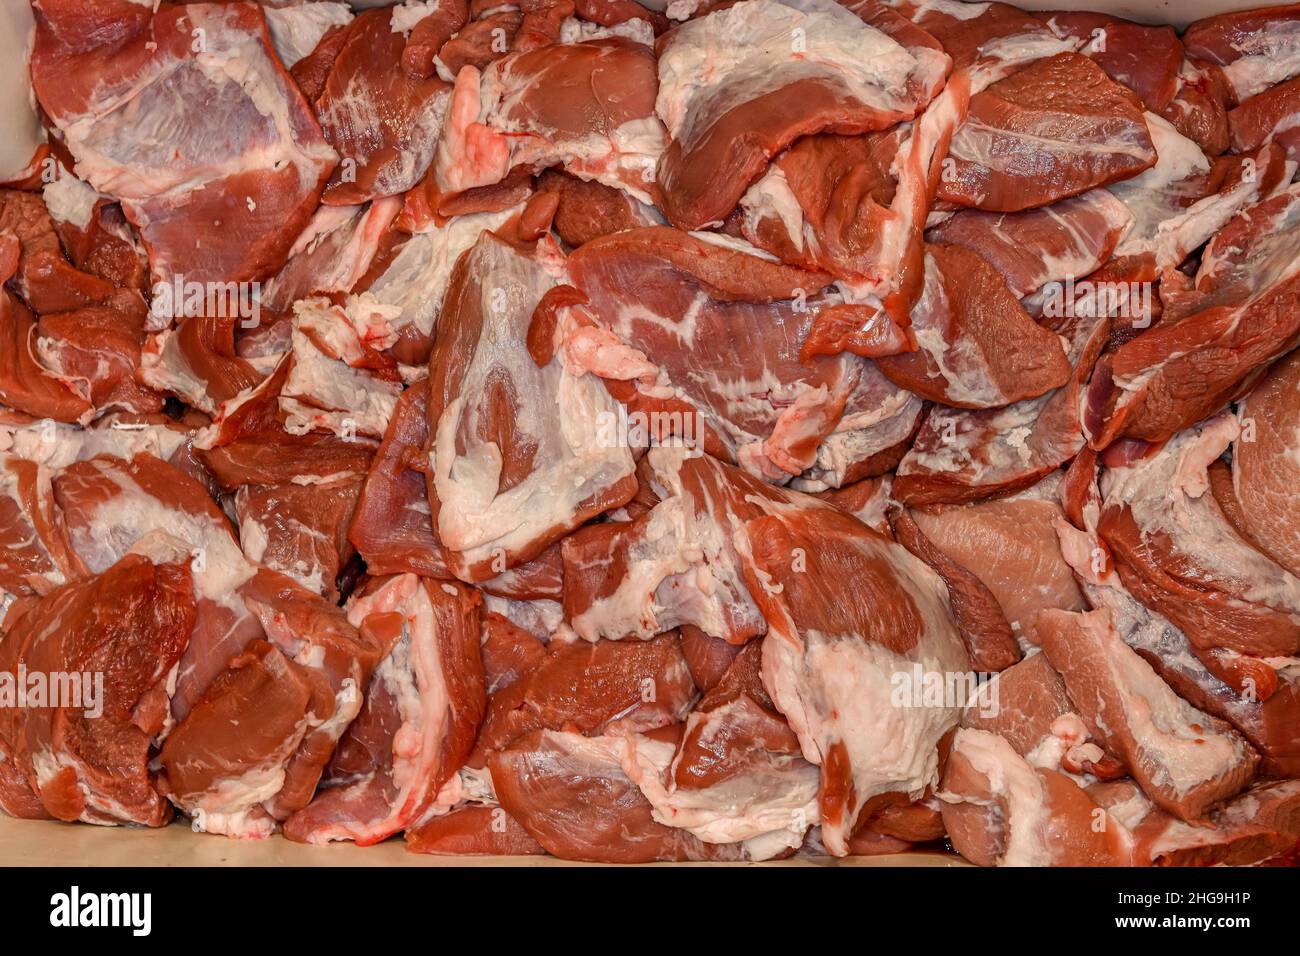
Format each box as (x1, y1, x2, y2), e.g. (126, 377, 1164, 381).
(29, 0, 338, 287)
(426, 231, 636, 581)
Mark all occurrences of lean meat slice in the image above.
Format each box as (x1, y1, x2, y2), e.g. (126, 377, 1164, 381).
(314, 8, 451, 204)
(29, 1, 337, 287)
(1183, 4, 1300, 102)
(936, 52, 1157, 213)
(434, 38, 664, 207)
(1044, 12, 1184, 112)
(1229, 75, 1300, 165)
(1232, 348, 1300, 578)
(874, 243, 1071, 408)
(0, 553, 195, 826)
(284, 574, 485, 845)
(1037, 608, 1258, 820)
(1097, 414, 1300, 698)
(487, 728, 748, 862)
(925, 190, 1132, 299)
(426, 231, 636, 582)
(654, 0, 948, 230)
(903, 479, 1087, 642)
(467, 629, 696, 767)
(1089, 184, 1300, 447)
(1054, 471, 1300, 779)
(892, 310, 1106, 504)
(566, 227, 921, 487)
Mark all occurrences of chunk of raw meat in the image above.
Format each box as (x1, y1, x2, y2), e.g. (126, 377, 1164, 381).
(541, 169, 662, 248)
(926, 189, 1132, 299)
(479, 612, 547, 694)
(1054, 478, 1300, 778)
(363, 204, 520, 355)
(161, 568, 382, 837)
(43, 173, 150, 293)
(29, 1, 338, 286)
(1045, 12, 1184, 112)
(1088, 185, 1300, 446)
(960, 652, 1116, 778)
(623, 640, 820, 858)
(936, 52, 1157, 212)
(0, 188, 118, 314)
(139, 318, 264, 417)
(426, 231, 636, 581)
(0, 289, 92, 425)
(263, 1, 354, 71)
(236, 478, 361, 601)
(260, 198, 403, 312)
(488, 729, 745, 862)
(655, 0, 947, 230)
(1183, 4, 1300, 101)
(889, 507, 1021, 673)
(404, 804, 547, 856)
(875, 243, 1071, 407)
(906, 0, 1060, 72)
(1229, 76, 1300, 165)
(561, 449, 782, 644)
(348, 379, 449, 578)
(1163, 56, 1233, 155)
(1037, 607, 1258, 820)
(745, 498, 970, 855)
(194, 352, 379, 490)
(1107, 112, 1288, 273)
(1232, 348, 1300, 577)
(37, 296, 165, 419)
(0, 454, 84, 598)
(278, 297, 404, 440)
(284, 574, 485, 844)
(469, 630, 695, 765)
(1093, 777, 1300, 866)
(566, 227, 921, 486)
(434, 38, 664, 206)
(938, 727, 1132, 866)
(1097, 414, 1300, 696)
(315, 8, 451, 204)
(0, 554, 194, 826)
(893, 310, 1107, 504)
(903, 485, 1087, 641)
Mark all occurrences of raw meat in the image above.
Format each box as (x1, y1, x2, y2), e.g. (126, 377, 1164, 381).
(284, 574, 485, 844)
(566, 227, 921, 486)
(1037, 607, 1258, 820)
(655, 0, 947, 230)
(29, 1, 338, 287)
(936, 52, 1157, 212)
(426, 231, 636, 581)
(0, 553, 195, 826)
(315, 8, 451, 204)
(1232, 348, 1300, 577)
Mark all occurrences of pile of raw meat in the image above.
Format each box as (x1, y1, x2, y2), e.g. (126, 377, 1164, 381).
(0, 0, 1298, 867)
